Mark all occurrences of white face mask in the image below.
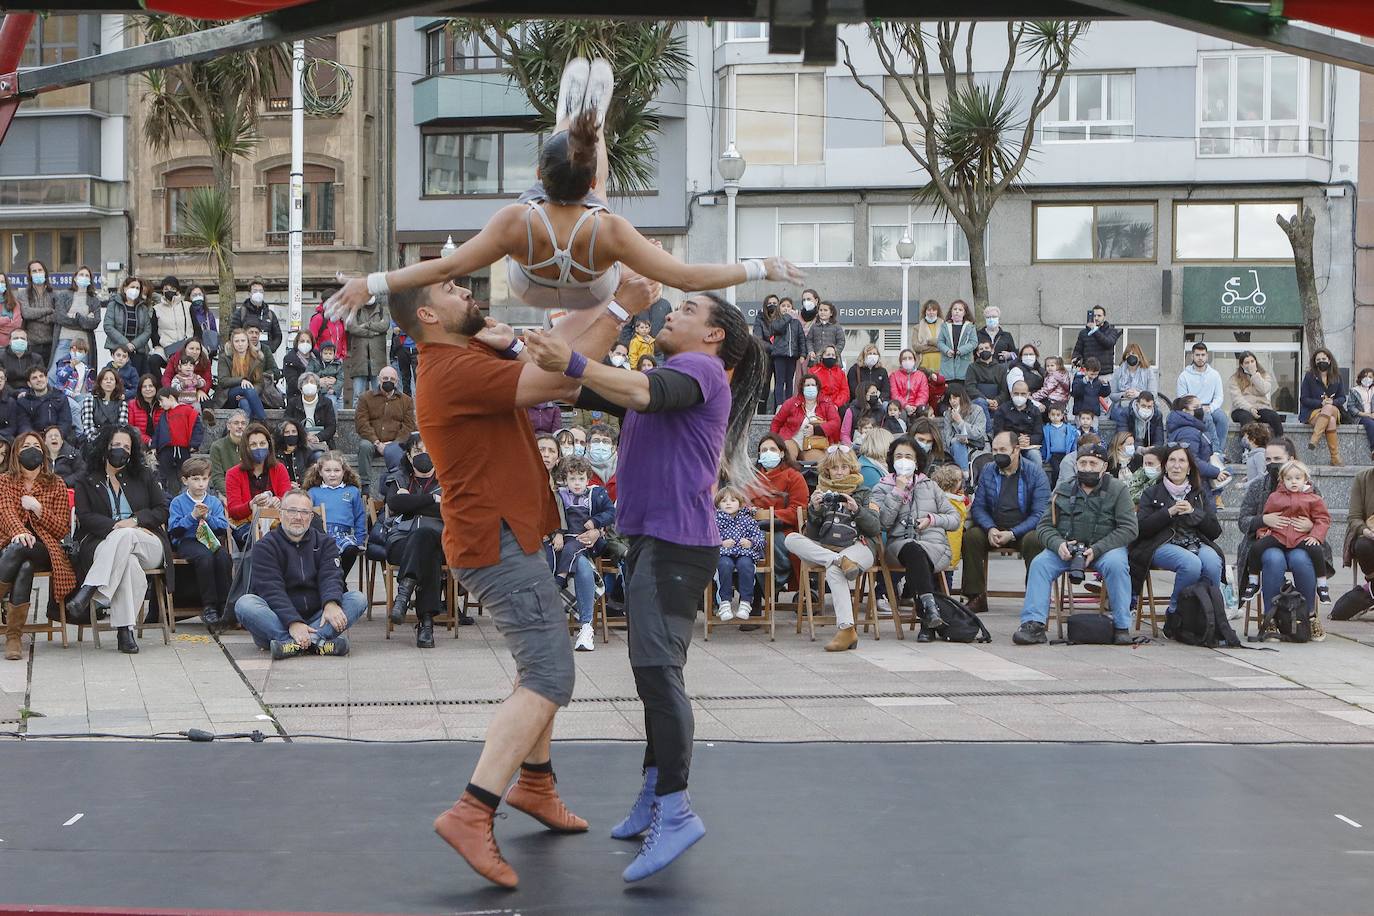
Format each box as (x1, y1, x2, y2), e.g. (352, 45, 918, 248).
(924, 314, 938, 324)
(297, 341, 312, 354)
(124, 287, 139, 302)
(802, 386, 818, 400)
(301, 383, 318, 397)
(893, 457, 917, 477)
(1011, 395, 1027, 408)
(1143, 465, 1162, 480)
(864, 354, 879, 368)
(1136, 407, 1154, 419)
(251, 291, 264, 305)
(75, 276, 90, 289)
(1363, 377, 1373, 389)
(1021, 354, 1035, 367)
(900, 359, 916, 372)
(610, 354, 626, 368)
(1122, 444, 1136, 458)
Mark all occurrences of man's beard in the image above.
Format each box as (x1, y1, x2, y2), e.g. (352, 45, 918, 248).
(456, 305, 485, 337)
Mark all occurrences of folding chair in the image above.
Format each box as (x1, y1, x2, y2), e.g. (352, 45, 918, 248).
(873, 554, 951, 640)
(363, 498, 387, 620)
(1241, 566, 1266, 637)
(592, 556, 627, 644)
(703, 508, 776, 641)
(382, 562, 458, 639)
(75, 567, 172, 648)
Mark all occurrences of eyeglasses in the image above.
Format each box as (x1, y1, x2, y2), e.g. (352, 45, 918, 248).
(825, 445, 853, 454)
(281, 507, 313, 518)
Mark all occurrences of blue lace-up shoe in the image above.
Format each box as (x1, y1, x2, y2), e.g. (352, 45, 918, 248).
(622, 790, 705, 883)
(610, 767, 656, 839)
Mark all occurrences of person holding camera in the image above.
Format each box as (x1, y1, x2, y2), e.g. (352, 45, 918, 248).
(1071, 305, 1120, 369)
(1012, 442, 1138, 646)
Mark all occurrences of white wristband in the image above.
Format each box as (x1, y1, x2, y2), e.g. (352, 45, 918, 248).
(606, 300, 630, 323)
(366, 271, 390, 297)
(742, 259, 766, 282)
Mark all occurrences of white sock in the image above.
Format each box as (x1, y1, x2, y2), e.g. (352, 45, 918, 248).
(1247, 574, 1258, 585)
(1317, 577, 1329, 588)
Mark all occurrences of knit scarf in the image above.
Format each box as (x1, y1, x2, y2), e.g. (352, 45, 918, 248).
(1163, 477, 1191, 501)
(818, 471, 863, 495)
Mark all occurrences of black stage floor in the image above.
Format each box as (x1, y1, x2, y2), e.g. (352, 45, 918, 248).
(1, 740, 1373, 915)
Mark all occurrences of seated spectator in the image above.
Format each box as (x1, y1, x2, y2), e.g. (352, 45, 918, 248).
(210, 411, 248, 497)
(1106, 430, 1137, 480)
(216, 328, 269, 421)
(384, 435, 452, 648)
(527, 401, 563, 437)
(1165, 395, 1225, 487)
(225, 422, 291, 544)
(1350, 367, 1374, 463)
(586, 424, 618, 499)
(354, 366, 415, 496)
(1238, 422, 1270, 485)
(924, 367, 947, 411)
(65, 426, 172, 655)
(992, 379, 1044, 465)
(870, 436, 961, 642)
(187, 286, 219, 359)
(714, 486, 765, 623)
(1343, 465, 1374, 606)
(0, 373, 23, 443)
(81, 368, 127, 445)
(0, 277, 22, 353)
(784, 447, 881, 652)
(234, 488, 365, 659)
(168, 353, 210, 413)
(1130, 445, 1224, 621)
(910, 417, 956, 470)
(548, 455, 614, 652)
(636, 355, 657, 373)
(964, 342, 1007, 414)
(751, 433, 809, 591)
(1301, 347, 1347, 465)
(1178, 341, 1228, 456)
(1003, 344, 1045, 401)
(977, 305, 1017, 364)
(124, 374, 162, 448)
(1070, 358, 1111, 418)
(17, 366, 73, 441)
(889, 349, 930, 419)
(304, 451, 367, 579)
(1229, 351, 1284, 442)
(104, 345, 138, 401)
(537, 433, 560, 475)
(847, 344, 891, 403)
(855, 426, 893, 489)
(283, 328, 323, 399)
(167, 455, 232, 632)
(160, 338, 213, 399)
(812, 344, 849, 408)
(627, 317, 657, 370)
(274, 419, 311, 485)
(961, 430, 1049, 614)
(882, 399, 908, 435)
(1013, 442, 1138, 646)
(0, 430, 76, 661)
(1121, 390, 1166, 451)
(153, 387, 204, 490)
(1107, 345, 1157, 425)
(43, 425, 84, 486)
(931, 463, 970, 586)
(1032, 355, 1070, 410)
(52, 337, 93, 424)
(1241, 458, 1331, 606)
(285, 372, 336, 462)
(1127, 446, 1163, 504)
(841, 383, 885, 445)
(1057, 432, 1099, 486)
(770, 373, 840, 460)
(317, 341, 344, 411)
(150, 276, 195, 377)
(555, 426, 586, 459)
(941, 385, 987, 473)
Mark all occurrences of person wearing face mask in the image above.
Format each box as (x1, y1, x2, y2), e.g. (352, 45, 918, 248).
(1125, 391, 1166, 451)
(1348, 367, 1374, 460)
(1130, 445, 1225, 624)
(1003, 345, 1045, 402)
(869, 436, 962, 642)
(0, 430, 77, 661)
(0, 272, 23, 351)
(273, 419, 311, 485)
(102, 277, 154, 375)
(186, 286, 219, 357)
(889, 348, 930, 418)
(383, 435, 458, 646)
(65, 426, 174, 655)
(224, 423, 292, 545)
(1108, 345, 1158, 426)
(794, 289, 820, 357)
(554, 427, 587, 460)
(150, 275, 196, 377)
(18, 260, 55, 364)
(51, 266, 103, 374)
(1164, 395, 1226, 492)
(1300, 347, 1348, 465)
(750, 433, 809, 590)
(51, 338, 95, 428)
(965, 342, 1008, 415)
(914, 300, 944, 373)
(811, 344, 849, 412)
(1126, 448, 1164, 505)
(1013, 443, 1138, 646)
(755, 294, 805, 411)
(991, 379, 1044, 465)
(976, 305, 1017, 364)
(231, 278, 284, 356)
(841, 383, 886, 445)
(585, 424, 618, 498)
(846, 344, 891, 407)
(354, 366, 416, 496)
(962, 430, 1050, 614)
(282, 329, 324, 399)
(769, 372, 840, 460)
(936, 299, 976, 381)
(345, 291, 390, 407)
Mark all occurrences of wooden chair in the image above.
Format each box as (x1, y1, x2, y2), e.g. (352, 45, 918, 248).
(1133, 570, 1163, 637)
(591, 556, 627, 645)
(75, 567, 172, 648)
(11, 571, 68, 649)
(382, 561, 459, 639)
(1241, 566, 1266, 637)
(984, 546, 1030, 600)
(363, 498, 388, 620)
(872, 554, 951, 640)
(703, 509, 776, 642)
(1050, 570, 1108, 640)
(792, 512, 879, 642)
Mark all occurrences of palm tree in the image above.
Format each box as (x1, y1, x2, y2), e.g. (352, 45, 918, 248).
(176, 187, 235, 309)
(443, 20, 689, 195)
(136, 15, 287, 324)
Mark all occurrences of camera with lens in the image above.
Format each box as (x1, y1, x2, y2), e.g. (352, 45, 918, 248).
(819, 491, 848, 510)
(1065, 541, 1089, 584)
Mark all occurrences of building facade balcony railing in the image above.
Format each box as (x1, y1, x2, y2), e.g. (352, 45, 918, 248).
(0, 177, 125, 211)
(265, 229, 337, 246)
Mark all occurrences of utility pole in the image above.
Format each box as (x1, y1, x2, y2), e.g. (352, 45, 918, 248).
(288, 39, 304, 332)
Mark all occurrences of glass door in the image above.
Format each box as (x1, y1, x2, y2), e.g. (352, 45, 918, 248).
(1183, 328, 1302, 414)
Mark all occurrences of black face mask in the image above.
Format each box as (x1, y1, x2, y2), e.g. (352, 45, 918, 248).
(977, 351, 993, 363)
(1078, 471, 1102, 488)
(411, 453, 434, 474)
(821, 357, 837, 368)
(1266, 463, 1283, 483)
(381, 380, 396, 394)
(18, 447, 42, 471)
(1126, 355, 1139, 367)
(1193, 407, 1206, 420)
(993, 453, 1012, 470)
(1316, 360, 1330, 371)
(107, 446, 130, 469)
(867, 394, 880, 405)
(281, 434, 299, 448)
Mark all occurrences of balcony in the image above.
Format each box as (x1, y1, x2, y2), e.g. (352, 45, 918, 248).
(266, 230, 337, 246)
(0, 177, 125, 212)
(413, 72, 533, 125)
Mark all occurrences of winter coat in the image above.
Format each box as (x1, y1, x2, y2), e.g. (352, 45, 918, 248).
(0, 472, 75, 609)
(1344, 467, 1374, 566)
(167, 491, 230, 549)
(188, 299, 219, 354)
(0, 388, 24, 440)
(344, 299, 390, 379)
(937, 321, 977, 381)
(50, 443, 84, 486)
(751, 465, 809, 533)
(970, 458, 1050, 540)
(965, 360, 1007, 402)
(1110, 363, 1158, 407)
(1300, 371, 1348, 421)
(354, 389, 416, 445)
(889, 368, 929, 412)
(812, 363, 849, 410)
(125, 398, 161, 446)
(526, 403, 562, 436)
(770, 395, 840, 442)
(308, 305, 348, 361)
(1163, 410, 1221, 481)
(869, 474, 959, 571)
(1, 348, 44, 390)
(152, 295, 196, 356)
(1036, 472, 1138, 559)
(847, 363, 891, 402)
(282, 348, 324, 398)
(1070, 375, 1112, 417)
(248, 524, 345, 626)
(1124, 402, 1167, 450)
(231, 299, 283, 355)
(52, 356, 93, 398)
(215, 350, 267, 407)
(993, 400, 1044, 448)
(0, 296, 21, 347)
(758, 313, 805, 359)
(1260, 487, 1331, 549)
(717, 508, 765, 561)
(285, 393, 338, 449)
(1227, 369, 1275, 414)
(153, 403, 205, 451)
(805, 320, 845, 361)
(224, 462, 292, 524)
(52, 290, 102, 354)
(17, 284, 56, 347)
(1033, 369, 1071, 410)
(1002, 361, 1045, 401)
(209, 434, 240, 497)
(16, 387, 73, 440)
(102, 298, 153, 354)
(1238, 473, 1334, 579)
(1071, 321, 1121, 367)
(628, 335, 657, 369)
(977, 326, 1017, 362)
(942, 402, 988, 452)
(71, 466, 174, 594)
(160, 350, 214, 395)
(1129, 479, 1224, 597)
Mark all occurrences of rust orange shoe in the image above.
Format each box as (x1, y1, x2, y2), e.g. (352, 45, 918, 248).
(433, 792, 518, 889)
(505, 769, 589, 833)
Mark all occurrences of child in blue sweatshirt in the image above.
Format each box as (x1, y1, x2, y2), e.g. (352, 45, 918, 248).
(304, 451, 368, 577)
(104, 345, 139, 401)
(714, 486, 766, 622)
(1070, 357, 1112, 417)
(1041, 402, 1079, 488)
(168, 455, 232, 631)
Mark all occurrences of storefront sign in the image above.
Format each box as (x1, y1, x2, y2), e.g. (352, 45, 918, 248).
(741, 300, 906, 325)
(1181, 266, 1303, 326)
(3, 273, 104, 288)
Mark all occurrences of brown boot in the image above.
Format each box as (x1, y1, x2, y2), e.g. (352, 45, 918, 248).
(4, 601, 25, 661)
(1327, 430, 1343, 466)
(505, 768, 589, 833)
(433, 792, 518, 889)
(964, 593, 988, 614)
(1309, 414, 1329, 450)
(825, 625, 858, 652)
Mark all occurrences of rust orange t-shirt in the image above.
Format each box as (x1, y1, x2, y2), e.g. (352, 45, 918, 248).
(415, 340, 559, 568)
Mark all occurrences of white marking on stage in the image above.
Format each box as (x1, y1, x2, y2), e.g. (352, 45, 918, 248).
(61, 813, 83, 827)
(1335, 814, 1362, 829)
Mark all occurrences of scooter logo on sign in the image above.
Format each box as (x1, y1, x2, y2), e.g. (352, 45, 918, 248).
(1220, 269, 1267, 317)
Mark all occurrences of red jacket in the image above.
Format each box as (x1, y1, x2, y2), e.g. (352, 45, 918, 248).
(771, 395, 840, 442)
(1259, 487, 1331, 548)
(154, 402, 201, 449)
(309, 306, 349, 360)
(751, 465, 809, 532)
(589, 471, 617, 503)
(225, 462, 292, 524)
(811, 364, 849, 410)
(889, 368, 930, 411)
(126, 398, 162, 445)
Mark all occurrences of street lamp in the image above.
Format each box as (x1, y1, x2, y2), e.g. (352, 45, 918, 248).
(718, 141, 747, 304)
(441, 235, 457, 257)
(896, 231, 916, 351)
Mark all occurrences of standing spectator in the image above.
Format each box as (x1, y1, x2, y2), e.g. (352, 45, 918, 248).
(769, 372, 840, 460)
(187, 286, 219, 358)
(274, 418, 310, 485)
(17, 366, 73, 441)
(0, 430, 76, 661)
(308, 297, 348, 362)
(1130, 444, 1225, 619)
(796, 290, 820, 358)
(526, 401, 562, 437)
(286, 372, 337, 462)
(234, 488, 365, 659)
(889, 348, 930, 418)
(1108, 344, 1158, 424)
(1004, 344, 1045, 401)
(231, 277, 283, 356)
(713, 487, 764, 623)
(125, 375, 162, 447)
(81, 368, 127, 443)
(1070, 358, 1111, 419)
(2, 329, 43, 391)
(961, 430, 1049, 613)
(1176, 342, 1228, 454)
(1300, 347, 1347, 465)
(346, 295, 390, 406)
(1229, 350, 1284, 441)
(1349, 367, 1374, 462)
(805, 300, 845, 366)
(210, 411, 249, 497)
(224, 422, 291, 544)
(812, 344, 849, 408)
(0, 275, 21, 349)
(847, 343, 891, 403)
(977, 305, 1017, 364)
(384, 436, 452, 648)
(44, 425, 84, 486)
(1071, 304, 1121, 368)
(102, 277, 153, 374)
(317, 340, 344, 411)
(216, 328, 268, 421)
(304, 452, 367, 579)
(282, 329, 323, 398)
(936, 299, 976, 381)
(104, 346, 139, 401)
(1041, 402, 1079, 487)
(914, 299, 943, 373)
(50, 266, 102, 372)
(150, 276, 196, 377)
(18, 260, 55, 364)
(65, 426, 172, 655)
(167, 455, 232, 632)
(965, 342, 1007, 414)
(758, 296, 803, 410)
(152, 387, 204, 489)
(627, 317, 657, 371)
(616, 292, 673, 345)
(992, 379, 1044, 465)
(390, 320, 418, 396)
(354, 366, 415, 496)
(751, 433, 809, 592)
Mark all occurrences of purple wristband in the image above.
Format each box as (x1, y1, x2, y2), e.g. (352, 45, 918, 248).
(564, 351, 588, 379)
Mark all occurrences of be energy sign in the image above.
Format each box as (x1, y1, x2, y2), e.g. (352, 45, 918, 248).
(1181, 266, 1302, 327)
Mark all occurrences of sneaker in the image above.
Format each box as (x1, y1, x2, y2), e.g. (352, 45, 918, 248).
(270, 639, 308, 660)
(1310, 614, 1327, 642)
(1317, 584, 1332, 604)
(583, 58, 614, 128)
(574, 623, 595, 652)
(716, 603, 734, 622)
(1012, 621, 1048, 645)
(1240, 580, 1261, 603)
(314, 635, 350, 657)
(735, 601, 752, 621)
(556, 57, 590, 124)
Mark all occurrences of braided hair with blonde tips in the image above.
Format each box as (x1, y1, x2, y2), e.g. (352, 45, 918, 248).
(700, 292, 770, 489)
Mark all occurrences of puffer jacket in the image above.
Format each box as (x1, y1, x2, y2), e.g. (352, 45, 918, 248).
(942, 402, 988, 452)
(1164, 410, 1221, 480)
(868, 474, 960, 571)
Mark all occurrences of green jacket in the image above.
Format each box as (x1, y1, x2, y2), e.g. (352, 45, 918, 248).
(1036, 473, 1138, 559)
(209, 434, 240, 497)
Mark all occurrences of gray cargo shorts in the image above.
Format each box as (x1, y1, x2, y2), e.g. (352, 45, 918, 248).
(455, 523, 575, 707)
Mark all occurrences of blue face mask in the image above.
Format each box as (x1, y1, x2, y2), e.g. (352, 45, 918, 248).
(573, 444, 586, 458)
(10, 339, 26, 355)
(250, 447, 269, 463)
(588, 443, 613, 464)
(758, 451, 781, 469)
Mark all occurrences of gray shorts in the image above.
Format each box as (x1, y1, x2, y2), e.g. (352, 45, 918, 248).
(455, 523, 575, 707)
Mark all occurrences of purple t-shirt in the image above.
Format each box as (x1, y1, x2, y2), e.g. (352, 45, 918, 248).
(615, 350, 730, 547)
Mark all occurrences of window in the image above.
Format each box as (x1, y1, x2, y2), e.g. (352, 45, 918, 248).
(0, 228, 99, 275)
(425, 25, 510, 75)
(1173, 201, 1298, 260)
(20, 15, 79, 67)
(422, 131, 539, 197)
(738, 205, 853, 266)
(162, 166, 214, 247)
(1043, 72, 1134, 142)
(730, 72, 824, 165)
(717, 22, 768, 42)
(880, 77, 957, 148)
(1033, 203, 1155, 262)
(868, 204, 970, 265)
(266, 165, 337, 245)
(1056, 325, 1158, 365)
(1198, 52, 1328, 157)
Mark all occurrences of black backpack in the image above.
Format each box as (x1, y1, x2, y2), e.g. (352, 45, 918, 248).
(1264, 584, 1312, 643)
(1065, 613, 1115, 645)
(1169, 581, 1242, 648)
(933, 594, 991, 643)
